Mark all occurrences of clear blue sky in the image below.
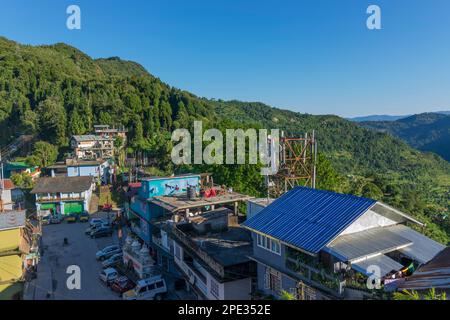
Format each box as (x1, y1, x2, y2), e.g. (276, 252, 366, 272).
(1, 0, 450, 117)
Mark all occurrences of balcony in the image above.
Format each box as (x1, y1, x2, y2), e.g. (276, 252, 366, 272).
(36, 194, 84, 203)
(285, 249, 344, 296)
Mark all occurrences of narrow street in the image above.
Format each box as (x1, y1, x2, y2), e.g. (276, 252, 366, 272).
(24, 212, 121, 300)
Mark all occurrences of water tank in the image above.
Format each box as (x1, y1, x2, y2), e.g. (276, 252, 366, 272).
(187, 185, 197, 200)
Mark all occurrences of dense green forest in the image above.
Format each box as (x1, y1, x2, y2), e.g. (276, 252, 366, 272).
(360, 113, 450, 161)
(0, 37, 449, 243)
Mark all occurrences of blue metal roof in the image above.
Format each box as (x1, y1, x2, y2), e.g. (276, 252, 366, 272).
(242, 187, 376, 255)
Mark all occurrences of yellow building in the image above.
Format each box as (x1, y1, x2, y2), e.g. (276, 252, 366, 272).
(0, 212, 27, 300)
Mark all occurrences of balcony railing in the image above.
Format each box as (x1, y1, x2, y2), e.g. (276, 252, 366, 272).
(171, 226, 225, 278)
(36, 196, 84, 203)
(285, 256, 344, 295)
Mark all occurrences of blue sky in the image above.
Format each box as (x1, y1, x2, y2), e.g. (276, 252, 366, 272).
(1, 0, 449, 117)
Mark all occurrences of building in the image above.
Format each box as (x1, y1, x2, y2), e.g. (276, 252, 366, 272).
(31, 176, 95, 216)
(242, 187, 445, 300)
(128, 174, 203, 244)
(47, 158, 112, 184)
(125, 173, 255, 299)
(4, 161, 40, 180)
(246, 198, 274, 220)
(397, 247, 450, 295)
(152, 208, 255, 300)
(0, 210, 38, 300)
(0, 179, 24, 211)
(71, 135, 115, 160)
(70, 125, 127, 160)
(94, 125, 127, 143)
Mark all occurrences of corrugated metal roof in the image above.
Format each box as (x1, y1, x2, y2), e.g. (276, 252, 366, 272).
(398, 247, 450, 291)
(325, 227, 413, 262)
(352, 254, 404, 277)
(391, 225, 445, 264)
(242, 187, 376, 254)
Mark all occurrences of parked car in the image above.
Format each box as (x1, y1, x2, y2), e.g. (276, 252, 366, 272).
(50, 216, 63, 224)
(79, 211, 90, 222)
(96, 245, 121, 261)
(99, 267, 119, 286)
(66, 213, 78, 223)
(90, 218, 105, 227)
(111, 276, 135, 295)
(102, 253, 123, 268)
(85, 222, 109, 235)
(91, 226, 113, 238)
(122, 275, 167, 300)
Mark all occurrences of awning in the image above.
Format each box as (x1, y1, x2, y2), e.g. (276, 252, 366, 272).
(352, 254, 405, 277)
(388, 225, 445, 264)
(325, 226, 413, 262)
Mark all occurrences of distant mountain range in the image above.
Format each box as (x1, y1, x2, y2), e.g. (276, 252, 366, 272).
(0, 36, 449, 242)
(359, 112, 450, 161)
(348, 111, 450, 122)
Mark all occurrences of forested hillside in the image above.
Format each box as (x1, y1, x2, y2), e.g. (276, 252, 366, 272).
(360, 113, 450, 162)
(0, 37, 449, 243)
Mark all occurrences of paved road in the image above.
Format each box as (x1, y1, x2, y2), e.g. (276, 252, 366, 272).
(27, 212, 121, 300)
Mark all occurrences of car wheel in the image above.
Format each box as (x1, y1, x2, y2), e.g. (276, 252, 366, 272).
(154, 294, 163, 301)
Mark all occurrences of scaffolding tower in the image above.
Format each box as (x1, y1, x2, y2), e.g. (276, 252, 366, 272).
(266, 131, 317, 199)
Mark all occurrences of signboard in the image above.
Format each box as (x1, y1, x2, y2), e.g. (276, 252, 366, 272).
(0, 210, 26, 230)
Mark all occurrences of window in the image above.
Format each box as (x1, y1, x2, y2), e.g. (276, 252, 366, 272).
(138, 286, 147, 293)
(256, 234, 281, 255)
(148, 283, 156, 290)
(210, 279, 220, 299)
(156, 281, 164, 289)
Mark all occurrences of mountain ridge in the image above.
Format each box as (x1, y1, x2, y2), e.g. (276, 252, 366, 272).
(0, 36, 449, 243)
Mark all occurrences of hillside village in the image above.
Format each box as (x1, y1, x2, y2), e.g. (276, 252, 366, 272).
(0, 125, 449, 301)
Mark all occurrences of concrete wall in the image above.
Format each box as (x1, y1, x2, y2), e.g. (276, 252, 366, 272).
(246, 201, 266, 220)
(1, 189, 13, 210)
(252, 233, 286, 270)
(223, 277, 252, 300)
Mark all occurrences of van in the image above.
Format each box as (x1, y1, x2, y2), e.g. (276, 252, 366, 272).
(122, 275, 167, 300)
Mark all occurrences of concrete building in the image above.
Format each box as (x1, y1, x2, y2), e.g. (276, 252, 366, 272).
(47, 159, 112, 184)
(0, 210, 37, 300)
(152, 208, 255, 300)
(242, 187, 445, 300)
(0, 179, 24, 211)
(71, 135, 115, 160)
(31, 176, 95, 216)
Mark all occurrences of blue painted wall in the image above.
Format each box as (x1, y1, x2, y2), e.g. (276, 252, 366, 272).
(67, 165, 99, 178)
(138, 175, 200, 199)
(130, 175, 200, 245)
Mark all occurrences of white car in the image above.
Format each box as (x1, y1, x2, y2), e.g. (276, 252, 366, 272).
(122, 275, 167, 300)
(99, 268, 119, 285)
(102, 253, 123, 268)
(96, 245, 121, 261)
